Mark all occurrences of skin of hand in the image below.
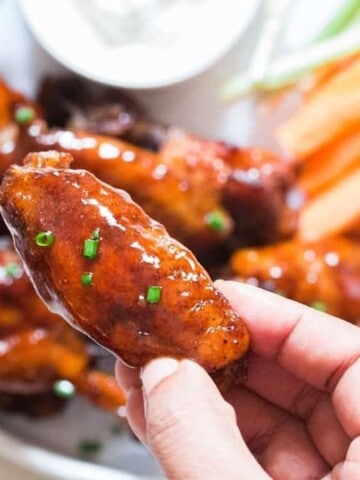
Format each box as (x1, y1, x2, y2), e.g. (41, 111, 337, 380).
(116, 280, 360, 480)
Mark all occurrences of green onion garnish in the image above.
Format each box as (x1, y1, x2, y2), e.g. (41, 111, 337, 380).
(310, 301, 327, 312)
(78, 439, 102, 456)
(53, 379, 76, 399)
(91, 228, 100, 241)
(83, 239, 99, 260)
(146, 286, 162, 304)
(35, 231, 55, 247)
(14, 106, 35, 124)
(205, 211, 225, 232)
(5, 263, 21, 277)
(81, 272, 93, 286)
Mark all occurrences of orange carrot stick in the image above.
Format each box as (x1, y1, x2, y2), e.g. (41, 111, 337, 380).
(277, 58, 360, 158)
(299, 167, 360, 241)
(298, 129, 360, 196)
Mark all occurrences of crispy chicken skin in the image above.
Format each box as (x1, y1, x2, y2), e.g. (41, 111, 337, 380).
(230, 237, 360, 323)
(0, 151, 250, 375)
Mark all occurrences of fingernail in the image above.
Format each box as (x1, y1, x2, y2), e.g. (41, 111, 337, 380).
(141, 358, 179, 396)
(215, 279, 246, 293)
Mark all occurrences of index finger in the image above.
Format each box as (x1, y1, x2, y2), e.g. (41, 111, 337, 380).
(216, 280, 360, 393)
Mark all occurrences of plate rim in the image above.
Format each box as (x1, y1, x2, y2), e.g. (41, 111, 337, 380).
(0, 428, 157, 480)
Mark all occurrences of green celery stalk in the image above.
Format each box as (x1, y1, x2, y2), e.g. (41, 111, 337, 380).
(315, 0, 360, 42)
(221, 28, 360, 101)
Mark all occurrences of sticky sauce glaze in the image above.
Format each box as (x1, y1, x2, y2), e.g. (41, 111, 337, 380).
(231, 237, 360, 323)
(0, 152, 250, 374)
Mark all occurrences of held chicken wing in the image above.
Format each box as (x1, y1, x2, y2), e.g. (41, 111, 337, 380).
(0, 151, 250, 381)
(230, 237, 360, 323)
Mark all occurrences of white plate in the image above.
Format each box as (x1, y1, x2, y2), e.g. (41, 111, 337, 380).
(19, 0, 260, 89)
(0, 396, 161, 479)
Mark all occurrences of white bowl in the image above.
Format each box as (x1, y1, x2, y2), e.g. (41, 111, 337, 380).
(20, 0, 260, 89)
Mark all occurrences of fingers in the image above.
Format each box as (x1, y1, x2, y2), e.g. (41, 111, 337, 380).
(244, 352, 323, 419)
(225, 385, 329, 480)
(327, 462, 360, 480)
(218, 280, 360, 440)
(324, 438, 360, 479)
(242, 352, 350, 465)
(332, 359, 360, 437)
(116, 358, 270, 480)
(216, 281, 360, 392)
(115, 361, 144, 442)
(306, 394, 350, 466)
(115, 361, 140, 392)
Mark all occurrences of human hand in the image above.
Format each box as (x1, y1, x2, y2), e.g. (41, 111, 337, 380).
(115, 280, 360, 480)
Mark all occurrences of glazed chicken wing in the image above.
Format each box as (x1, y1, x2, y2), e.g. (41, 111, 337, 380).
(230, 237, 360, 323)
(0, 151, 250, 382)
(0, 238, 126, 414)
(0, 79, 297, 256)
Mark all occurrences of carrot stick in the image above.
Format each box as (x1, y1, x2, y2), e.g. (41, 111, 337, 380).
(277, 57, 360, 158)
(298, 128, 360, 196)
(299, 167, 360, 241)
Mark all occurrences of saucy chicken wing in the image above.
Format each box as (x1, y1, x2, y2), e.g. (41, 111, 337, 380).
(0, 238, 126, 414)
(37, 76, 167, 151)
(0, 79, 297, 256)
(230, 237, 360, 323)
(0, 151, 250, 381)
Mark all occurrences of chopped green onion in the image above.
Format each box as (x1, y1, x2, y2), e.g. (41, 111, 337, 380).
(14, 106, 35, 124)
(78, 439, 102, 456)
(81, 272, 93, 286)
(310, 301, 327, 312)
(205, 211, 225, 232)
(5, 263, 21, 277)
(35, 231, 55, 247)
(53, 379, 76, 399)
(83, 239, 99, 260)
(91, 228, 100, 241)
(146, 285, 162, 304)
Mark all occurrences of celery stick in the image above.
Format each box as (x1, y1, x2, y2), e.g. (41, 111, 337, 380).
(315, 0, 360, 42)
(221, 28, 360, 101)
(348, 4, 360, 25)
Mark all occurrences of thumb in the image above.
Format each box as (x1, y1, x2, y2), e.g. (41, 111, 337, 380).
(140, 358, 269, 480)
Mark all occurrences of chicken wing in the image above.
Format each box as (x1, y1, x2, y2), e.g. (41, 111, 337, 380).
(0, 237, 126, 414)
(0, 151, 250, 382)
(0, 78, 297, 256)
(230, 237, 360, 323)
